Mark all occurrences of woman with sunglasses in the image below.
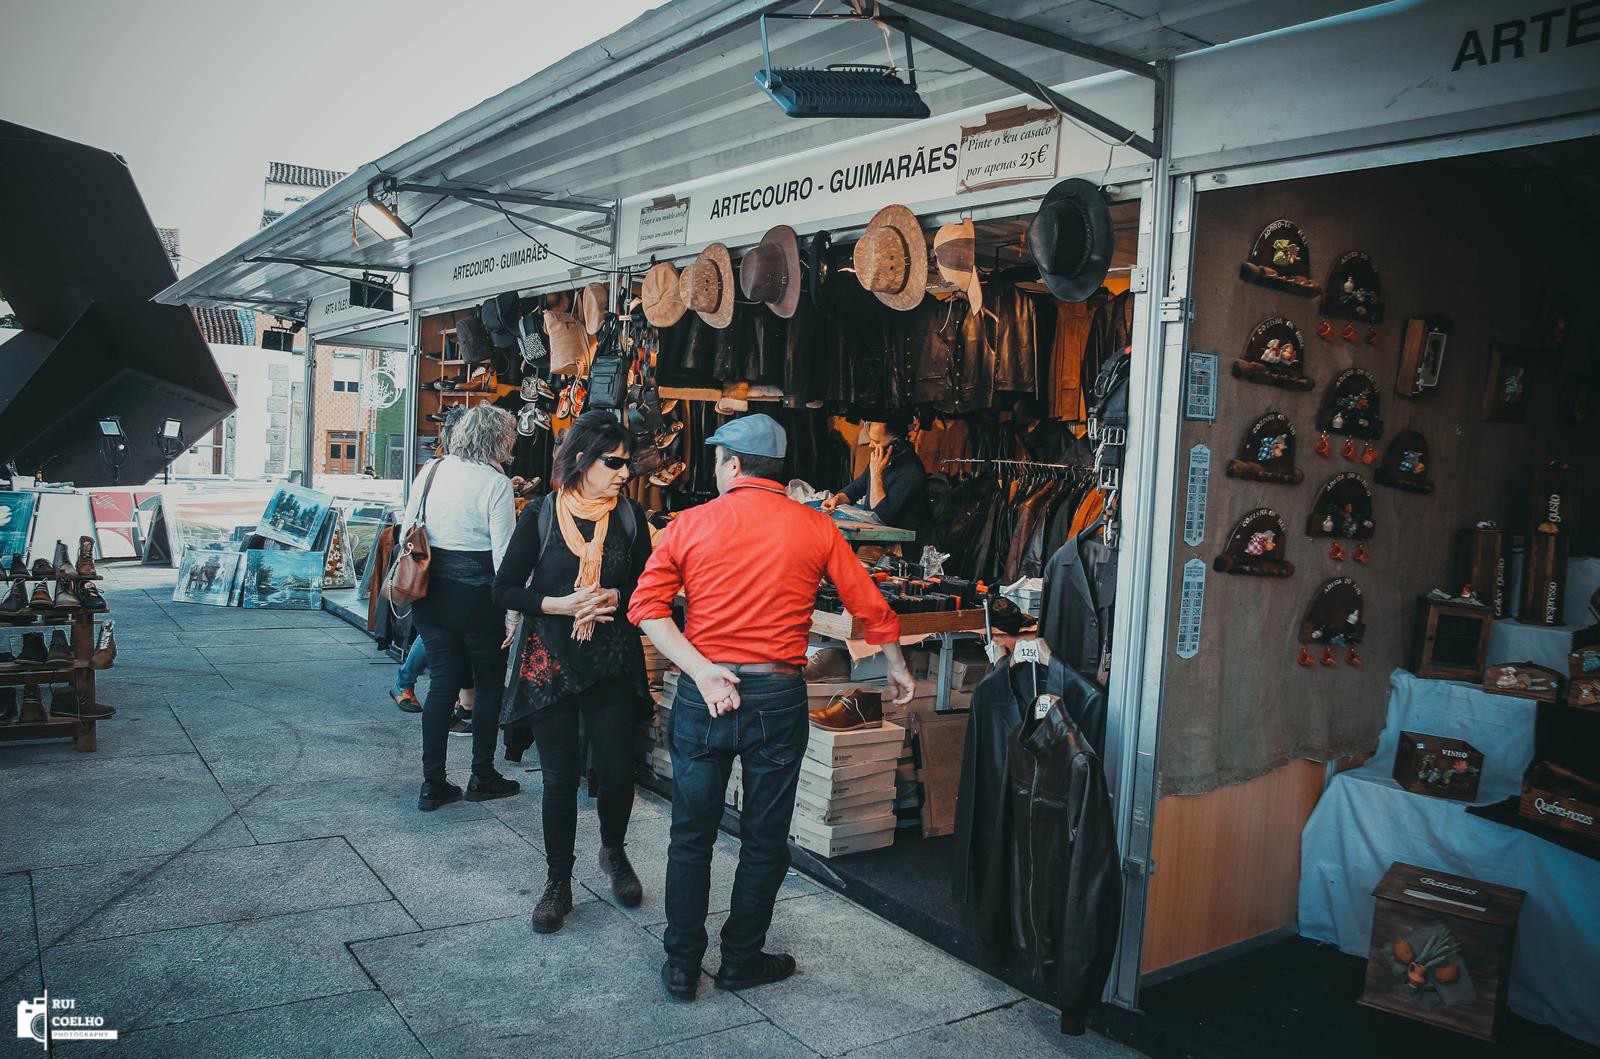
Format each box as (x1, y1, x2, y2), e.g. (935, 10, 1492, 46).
(494, 412, 654, 934)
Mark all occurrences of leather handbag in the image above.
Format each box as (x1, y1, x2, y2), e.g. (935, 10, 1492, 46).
(383, 461, 442, 608)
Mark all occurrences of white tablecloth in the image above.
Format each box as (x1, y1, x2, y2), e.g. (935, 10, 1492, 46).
(1299, 670, 1600, 1045)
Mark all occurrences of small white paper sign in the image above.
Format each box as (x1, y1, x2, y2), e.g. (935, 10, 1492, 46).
(956, 107, 1061, 194)
(637, 197, 690, 254)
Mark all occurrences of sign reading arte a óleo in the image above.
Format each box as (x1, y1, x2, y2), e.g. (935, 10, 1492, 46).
(955, 107, 1062, 193)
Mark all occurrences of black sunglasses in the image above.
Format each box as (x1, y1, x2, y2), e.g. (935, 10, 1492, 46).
(597, 454, 629, 470)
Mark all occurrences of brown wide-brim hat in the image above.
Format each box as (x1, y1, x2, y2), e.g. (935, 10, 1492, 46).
(580, 282, 611, 335)
(933, 219, 982, 315)
(678, 243, 735, 329)
(641, 262, 686, 328)
(853, 204, 927, 312)
(739, 224, 802, 319)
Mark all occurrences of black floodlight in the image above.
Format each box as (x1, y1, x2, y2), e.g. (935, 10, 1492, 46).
(262, 328, 295, 351)
(755, 14, 929, 120)
(350, 272, 394, 311)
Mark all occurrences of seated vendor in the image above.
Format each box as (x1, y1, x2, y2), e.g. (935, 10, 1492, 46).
(822, 410, 932, 551)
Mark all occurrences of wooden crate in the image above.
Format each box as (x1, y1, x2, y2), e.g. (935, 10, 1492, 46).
(811, 608, 987, 642)
(1392, 732, 1483, 802)
(1454, 525, 1507, 618)
(1411, 597, 1492, 682)
(1518, 761, 1600, 848)
(1516, 530, 1567, 626)
(1360, 862, 1524, 1041)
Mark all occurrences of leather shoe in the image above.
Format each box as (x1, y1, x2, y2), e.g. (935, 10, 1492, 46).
(18, 632, 48, 669)
(464, 772, 520, 801)
(7, 554, 26, 579)
(46, 631, 73, 668)
(0, 580, 31, 619)
(78, 582, 107, 611)
(53, 577, 81, 609)
(76, 536, 98, 578)
(714, 951, 796, 991)
(598, 846, 643, 907)
(19, 686, 46, 724)
(29, 558, 53, 579)
(50, 688, 114, 720)
(91, 623, 117, 670)
(418, 780, 463, 811)
(390, 687, 421, 712)
(28, 582, 54, 610)
(660, 960, 700, 1001)
(0, 688, 15, 724)
(808, 688, 883, 732)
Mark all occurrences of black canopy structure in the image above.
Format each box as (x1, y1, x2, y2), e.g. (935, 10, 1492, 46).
(0, 119, 234, 485)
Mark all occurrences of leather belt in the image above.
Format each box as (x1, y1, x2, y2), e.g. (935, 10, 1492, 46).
(716, 662, 802, 677)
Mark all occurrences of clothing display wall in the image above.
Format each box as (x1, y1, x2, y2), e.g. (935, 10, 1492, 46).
(1163, 162, 1600, 796)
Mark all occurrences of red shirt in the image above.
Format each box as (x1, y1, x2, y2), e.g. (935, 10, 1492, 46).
(628, 478, 901, 665)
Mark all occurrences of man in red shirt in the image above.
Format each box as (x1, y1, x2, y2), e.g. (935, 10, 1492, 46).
(630, 413, 915, 1001)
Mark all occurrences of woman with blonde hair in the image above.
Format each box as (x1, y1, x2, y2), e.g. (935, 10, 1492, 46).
(402, 402, 521, 811)
(495, 411, 653, 933)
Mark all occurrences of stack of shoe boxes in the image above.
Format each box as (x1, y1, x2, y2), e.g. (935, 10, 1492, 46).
(648, 669, 676, 782)
(790, 720, 903, 857)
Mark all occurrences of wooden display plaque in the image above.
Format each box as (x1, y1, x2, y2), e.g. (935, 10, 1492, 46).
(1361, 863, 1524, 1042)
(1412, 598, 1492, 682)
(1394, 316, 1448, 398)
(1481, 662, 1564, 702)
(1392, 731, 1483, 802)
(1518, 761, 1600, 848)
(810, 608, 987, 641)
(1531, 463, 1580, 539)
(1516, 531, 1568, 626)
(1454, 526, 1507, 619)
(1569, 678, 1600, 711)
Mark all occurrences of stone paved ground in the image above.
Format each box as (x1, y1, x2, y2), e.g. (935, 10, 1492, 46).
(0, 565, 1145, 1059)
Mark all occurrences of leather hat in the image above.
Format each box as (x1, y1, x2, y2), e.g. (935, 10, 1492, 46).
(1027, 178, 1113, 304)
(739, 224, 801, 319)
(853, 204, 926, 311)
(808, 230, 832, 309)
(580, 281, 611, 336)
(933, 219, 982, 314)
(641, 262, 686, 328)
(678, 243, 735, 329)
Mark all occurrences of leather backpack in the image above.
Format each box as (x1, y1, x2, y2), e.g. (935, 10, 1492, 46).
(383, 460, 442, 609)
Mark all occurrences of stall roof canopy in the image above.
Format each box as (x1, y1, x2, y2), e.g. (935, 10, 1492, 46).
(159, 0, 1380, 315)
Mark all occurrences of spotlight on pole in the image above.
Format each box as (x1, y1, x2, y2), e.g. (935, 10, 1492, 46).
(98, 416, 128, 485)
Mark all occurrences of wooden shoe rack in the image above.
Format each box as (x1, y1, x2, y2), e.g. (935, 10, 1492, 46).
(1, 573, 111, 753)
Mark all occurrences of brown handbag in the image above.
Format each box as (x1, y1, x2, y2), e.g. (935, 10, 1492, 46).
(383, 460, 442, 608)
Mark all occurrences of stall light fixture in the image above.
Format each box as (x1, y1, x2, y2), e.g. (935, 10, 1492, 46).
(160, 418, 183, 440)
(355, 195, 412, 241)
(754, 13, 929, 120)
(97, 417, 124, 438)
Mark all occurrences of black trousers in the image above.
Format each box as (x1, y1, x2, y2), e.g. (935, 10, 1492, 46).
(534, 679, 638, 877)
(412, 550, 503, 785)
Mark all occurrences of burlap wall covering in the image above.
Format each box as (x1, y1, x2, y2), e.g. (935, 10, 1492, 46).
(1160, 158, 1599, 796)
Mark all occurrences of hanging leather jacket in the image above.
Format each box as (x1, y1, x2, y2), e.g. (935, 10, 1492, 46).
(1039, 519, 1116, 708)
(977, 678, 1120, 1036)
(782, 296, 822, 407)
(751, 307, 785, 385)
(985, 280, 1040, 398)
(905, 296, 966, 409)
(824, 277, 892, 408)
(712, 302, 754, 383)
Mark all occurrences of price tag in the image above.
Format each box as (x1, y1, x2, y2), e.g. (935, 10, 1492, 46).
(984, 641, 1006, 664)
(1012, 639, 1042, 665)
(1033, 693, 1061, 719)
(1176, 557, 1206, 660)
(1183, 444, 1210, 547)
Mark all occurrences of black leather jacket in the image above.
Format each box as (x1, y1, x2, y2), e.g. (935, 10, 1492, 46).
(976, 665, 1120, 1035)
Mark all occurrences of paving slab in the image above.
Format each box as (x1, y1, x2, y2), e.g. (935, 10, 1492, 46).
(198, 640, 373, 665)
(343, 816, 600, 929)
(91, 990, 430, 1059)
(624, 1020, 820, 1059)
(42, 900, 417, 1032)
(0, 705, 195, 764)
(0, 871, 41, 1000)
(175, 627, 350, 648)
(188, 719, 419, 791)
(0, 753, 255, 873)
(648, 891, 1020, 1057)
(219, 658, 401, 693)
(31, 837, 390, 948)
(845, 999, 1144, 1058)
(351, 907, 754, 1059)
(232, 772, 495, 843)
(167, 685, 404, 736)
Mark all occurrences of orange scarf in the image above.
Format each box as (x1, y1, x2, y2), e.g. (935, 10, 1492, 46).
(556, 489, 616, 641)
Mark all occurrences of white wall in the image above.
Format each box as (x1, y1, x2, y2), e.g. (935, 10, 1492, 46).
(196, 342, 301, 480)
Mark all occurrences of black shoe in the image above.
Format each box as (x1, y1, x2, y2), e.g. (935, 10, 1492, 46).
(449, 706, 472, 736)
(46, 630, 73, 668)
(53, 577, 81, 609)
(465, 772, 520, 802)
(714, 952, 797, 991)
(50, 688, 114, 720)
(29, 558, 53, 579)
(78, 582, 107, 611)
(0, 580, 32, 619)
(18, 632, 48, 669)
(0, 648, 17, 672)
(7, 554, 25, 579)
(418, 780, 463, 811)
(598, 846, 643, 908)
(661, 960, 701, 1001)
(531, 875, 573, 934)
(0, 688, 16, 724)
(19, 686, 46, 724)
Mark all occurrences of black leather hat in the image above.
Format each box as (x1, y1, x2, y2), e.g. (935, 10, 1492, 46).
(1027, 178, 1113, 303)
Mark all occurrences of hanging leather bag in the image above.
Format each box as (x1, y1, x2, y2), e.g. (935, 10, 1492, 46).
(383, 460, 442, 608)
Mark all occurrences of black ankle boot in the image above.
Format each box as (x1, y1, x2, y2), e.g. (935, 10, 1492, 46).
(531, 875, 573, 934)
(598, 846, 643, 907)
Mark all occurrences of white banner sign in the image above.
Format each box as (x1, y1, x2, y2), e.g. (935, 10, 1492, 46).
(412, 226, 580, 306)
(956, 107, 1061, 193)
(636, 196, 691, 254)
(307, 288, 409, 338)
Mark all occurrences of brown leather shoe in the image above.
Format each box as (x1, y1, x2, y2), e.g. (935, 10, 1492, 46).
(808, 688, 883, 732)
(28, 581, 53, 610)
(19, 686, 46, 724)
(50, 687, 114, 720)
(76, 535, 98, 578)
(53, 577, 81, 609)
(91, 622, 117, 670)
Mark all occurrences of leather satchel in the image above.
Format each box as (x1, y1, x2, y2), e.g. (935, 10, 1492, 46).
(383, 461, 442, 608)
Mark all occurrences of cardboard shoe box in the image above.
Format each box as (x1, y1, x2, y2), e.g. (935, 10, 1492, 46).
(793, 785, 895, 825)
(804, 720, 906, 768)
(796, 757, 897, 802)
(790, 813, 896, 857)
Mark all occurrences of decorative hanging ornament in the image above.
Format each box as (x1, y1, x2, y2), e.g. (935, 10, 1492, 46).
(1346, 647, 1363, 667)
(1298, 577, 1366, 670)
(1354, 542, 1369, 563)
(1366, 326, 1381, 346)
(1315, 432, 1331, 457)
(1233, 317, 1315, 391)
(1361, 441, 1379, 465)
(1341, 436, 1357, 461)
(1298, 646, 1316, 667)
(1225, 412, 1304, 485)
(1330, 541, 1347, 561)
(1341, 323, 1359, 343)
(1317, 319, 1334, 341)
(1321, 647, 1338, 667)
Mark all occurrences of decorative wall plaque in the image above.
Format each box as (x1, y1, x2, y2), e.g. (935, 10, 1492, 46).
(1226, 411, 1303, 484)
(1214, 508, 1294, 578)
(1232, 317, 1314, 391)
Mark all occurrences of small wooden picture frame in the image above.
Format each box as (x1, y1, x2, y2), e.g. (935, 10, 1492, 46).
(1481, 344, 1531, 422)
(1412, 597, 1492, 682)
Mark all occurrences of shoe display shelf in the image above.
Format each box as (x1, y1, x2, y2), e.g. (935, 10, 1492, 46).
(0, 602, 112, 753)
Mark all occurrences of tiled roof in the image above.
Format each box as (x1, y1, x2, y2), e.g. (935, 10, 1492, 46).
(156, 227, 180, 257)
(192, 306, 247, 346)
(266, 162, 347, 188)
(261, 208, 284, 230)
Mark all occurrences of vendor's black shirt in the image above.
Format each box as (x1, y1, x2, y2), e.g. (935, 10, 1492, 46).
(843, 448, 932, 547)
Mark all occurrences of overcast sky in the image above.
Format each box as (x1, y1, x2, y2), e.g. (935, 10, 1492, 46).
(1, 0, 662, 269)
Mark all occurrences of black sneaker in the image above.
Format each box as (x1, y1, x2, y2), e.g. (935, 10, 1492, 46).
(465, 772, 520, 802)
(531, 875, 573, 934)
(713, 952, 797, 991)
(449, 707, 472, 736)
(418, 780, 463, 811)
(660, 960, 701, 1001)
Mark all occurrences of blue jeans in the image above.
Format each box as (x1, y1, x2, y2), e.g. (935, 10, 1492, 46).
(393, 637, 428, 693)
(663, 672, 808, 969)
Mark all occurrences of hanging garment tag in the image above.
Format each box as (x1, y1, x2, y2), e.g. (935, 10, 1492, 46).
(1176, 557, 1206, 659)
(1033, 693, 1061, 720)
(1012, 639, 1042, 665)
(1183, 444, 1210, 547)
(985, 640, 1006, 664)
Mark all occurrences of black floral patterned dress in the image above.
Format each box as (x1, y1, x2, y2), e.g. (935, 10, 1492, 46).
(492, 494, 654, 728)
